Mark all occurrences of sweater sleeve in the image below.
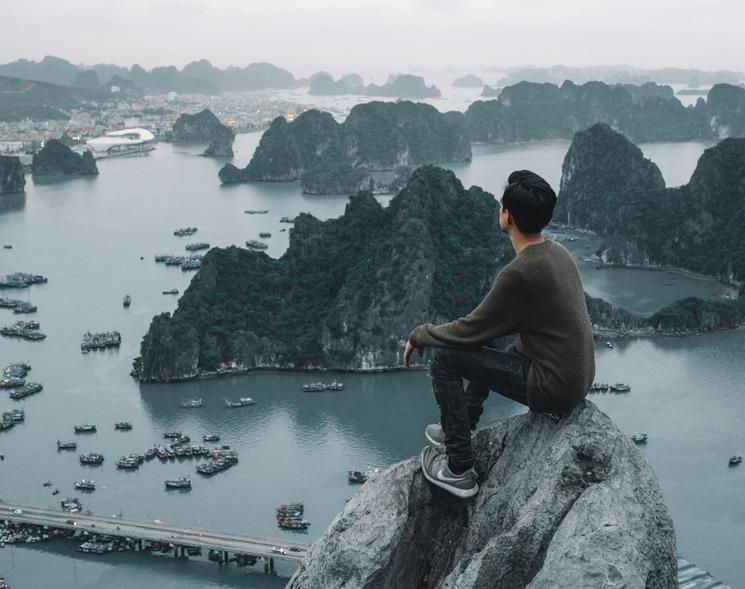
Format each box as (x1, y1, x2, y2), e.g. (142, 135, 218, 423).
(409, 268, 531, 349)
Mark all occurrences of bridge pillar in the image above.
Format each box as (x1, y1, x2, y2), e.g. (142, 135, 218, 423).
(264, 557, 269, 573)
(269, 557, 275, 573)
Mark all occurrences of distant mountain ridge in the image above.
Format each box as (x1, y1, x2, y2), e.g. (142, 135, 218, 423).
(0, 56, 299, 95)
(309, 72, 440, 98)
(464, 80, 745, 143)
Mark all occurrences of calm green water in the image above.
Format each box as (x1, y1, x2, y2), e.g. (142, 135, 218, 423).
(1, 133, 743, 587)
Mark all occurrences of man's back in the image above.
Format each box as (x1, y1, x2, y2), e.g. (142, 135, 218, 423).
(508, 239, 595, 413)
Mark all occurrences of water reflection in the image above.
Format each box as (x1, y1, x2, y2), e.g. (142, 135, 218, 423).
(0, 191, 25, 214)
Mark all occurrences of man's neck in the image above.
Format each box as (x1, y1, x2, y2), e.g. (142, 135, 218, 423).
(510, 231, 545, 255)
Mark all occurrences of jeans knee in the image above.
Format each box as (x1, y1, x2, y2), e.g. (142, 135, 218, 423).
(428, 347, 457, 379)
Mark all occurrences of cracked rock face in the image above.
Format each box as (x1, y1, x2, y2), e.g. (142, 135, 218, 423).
(288, 401, 676, 589)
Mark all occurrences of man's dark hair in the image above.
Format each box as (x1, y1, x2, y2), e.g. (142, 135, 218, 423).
(501, 170, 557, 234)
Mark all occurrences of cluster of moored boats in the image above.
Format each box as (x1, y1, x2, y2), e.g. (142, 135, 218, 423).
(0, 272, 47, 289)
(276, 503, 310, 530)
(154, 253, 203, 271)
(81, 331, 121, 352)
(302, 381, 344, 392)
(245, 239, 268, 250)
(185, 242, 209, 251)
(1, 320, 45, 341)
(589, 382, 631, 393)
(2, 362, 43, 401)
(173, 227, 198, 237)
(0, 409, 24, 431)
(196, 447, 239, 476)
(0, 297, 36, 314)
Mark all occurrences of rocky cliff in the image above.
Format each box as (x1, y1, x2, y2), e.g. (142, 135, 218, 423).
(463, 80, 741, 144)
(219, 102, 470, 193)
(135, 166, 508, 381)
(31, 140, 98, 176)
(288, 401, 677, 589)
(171, 109, 235, 157)
(0, 155, 26, 194)
(557, 123, 745, 286)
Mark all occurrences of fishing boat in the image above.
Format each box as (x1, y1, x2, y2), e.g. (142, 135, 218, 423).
(79, 453, 104, 465)
(61, 497, 82, 512)
(301, 382, 327, 392)
(74, 424, 97, 434)
(57, 440, 77, 451)
(180, 398, 203, 408)
(114, 422, 132, 430)
(164, 477, 191, 489)
(162, 288, 179, 295)
(630, 433, 648, 445)
(729, 455, 742, 466)
(225, 397, 255, 408)
(203, 433, 220, 442)
(610, 383, 631, 393)
(122, 295, 131, 308)
(74, 479, 96, 491)
(347, 470, 368, 484)
(605, 341, 614, 349)
(328, 381, 344, 391)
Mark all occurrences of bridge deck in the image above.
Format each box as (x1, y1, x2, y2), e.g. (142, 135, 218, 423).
(0, 500, 308, 563)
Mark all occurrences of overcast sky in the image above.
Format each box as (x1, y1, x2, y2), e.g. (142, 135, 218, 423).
(1, 0, 742, 74)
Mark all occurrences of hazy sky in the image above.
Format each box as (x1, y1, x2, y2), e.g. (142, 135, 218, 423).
(1, 0, 743, 74)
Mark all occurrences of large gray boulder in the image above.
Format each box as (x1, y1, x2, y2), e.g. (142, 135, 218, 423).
(288, 401, 677, 589)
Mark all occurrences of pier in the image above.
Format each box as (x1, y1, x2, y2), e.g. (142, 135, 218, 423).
(0, 500, 309, 572)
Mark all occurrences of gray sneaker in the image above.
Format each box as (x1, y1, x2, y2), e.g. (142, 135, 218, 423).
(420, 445, 479, 499)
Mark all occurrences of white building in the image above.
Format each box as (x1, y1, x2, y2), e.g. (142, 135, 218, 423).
(86, 128, 155, 158)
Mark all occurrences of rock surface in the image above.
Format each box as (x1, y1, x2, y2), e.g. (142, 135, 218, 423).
(288, 401, 677, 589)
(452, 74, 484, 87)
(31, 139, 98, 176)
(171, 109, 235, 157)
(0, 155, 26, 194)
(219, 101, 470, 188)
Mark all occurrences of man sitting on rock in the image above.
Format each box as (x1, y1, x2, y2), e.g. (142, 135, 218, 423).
(404, 170, 595, 499)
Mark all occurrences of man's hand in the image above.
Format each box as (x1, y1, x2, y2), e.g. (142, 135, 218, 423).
(403, 339, 423, 368)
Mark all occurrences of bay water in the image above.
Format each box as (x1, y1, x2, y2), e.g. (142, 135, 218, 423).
(0, 132, 742, 587)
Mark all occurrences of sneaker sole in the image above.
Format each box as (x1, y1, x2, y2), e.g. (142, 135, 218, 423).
(420, 454, 479, 499)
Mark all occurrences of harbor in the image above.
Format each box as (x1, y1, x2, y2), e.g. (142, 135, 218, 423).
(0, 501, 308, 573)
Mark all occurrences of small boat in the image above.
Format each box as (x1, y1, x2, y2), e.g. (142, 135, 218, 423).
(605, 341, 614, 349)
(259, 232, 271, 238)
(57, 440, 77, 450)
(52, 488, 59, 495)
(729, 455, 742, 466)
(203, 433, 220, 442)
(630, 433, 648, 445)
(79, 453, 104, 464)
(610, 383, 631, 393)
(61, 497, 82, 512)
(123, 295, 131, 308)
(162, 288, 179, 295)
(2, 244, 10, 249)
(74, 479, 96, 491)
(277, 519, 310, 530)
(114, 422, 133, 430)
(347, 470, 368, 484)
(43, 481, 52, 487)
(328, 381, 344, 391)
(163, 431, 182, 439)
(244, 209, 269, 214)
(165, 477, 192, 489)
(180, 398, 203, 408)
(245, 239, 268, 250)
(74, 424, 97, 434)
(302, 382, 327, 392)
(276, 502, 304, 514)
(225, 397, 255, 408)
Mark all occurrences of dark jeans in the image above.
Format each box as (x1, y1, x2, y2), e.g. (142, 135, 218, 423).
(428, 336, 530, 473)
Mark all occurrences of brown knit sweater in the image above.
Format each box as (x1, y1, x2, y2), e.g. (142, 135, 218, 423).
(409, 239, 595, 413)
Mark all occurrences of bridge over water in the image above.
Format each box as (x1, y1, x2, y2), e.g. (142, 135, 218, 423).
(0, 500, 309, 572)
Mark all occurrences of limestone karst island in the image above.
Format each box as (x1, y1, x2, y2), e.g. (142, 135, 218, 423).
(1, 3, 744, 588)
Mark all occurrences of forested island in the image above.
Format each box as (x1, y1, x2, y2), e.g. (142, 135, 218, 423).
(464, 80, 745, 143)
(557, 122, 745, 287)
(171, 109, 235, 157)
(218, 101, 470, 193)
(31, 139, 98, 176)
(137, 160, 745, 382)
(0, 155, 25, 194)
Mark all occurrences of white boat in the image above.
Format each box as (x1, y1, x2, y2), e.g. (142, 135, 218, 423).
(225, 397, 255, 408)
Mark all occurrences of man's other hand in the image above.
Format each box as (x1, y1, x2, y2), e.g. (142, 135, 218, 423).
(403, 339, 423, 368)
